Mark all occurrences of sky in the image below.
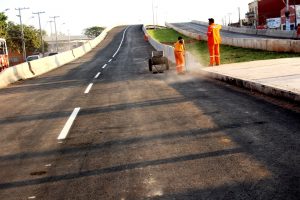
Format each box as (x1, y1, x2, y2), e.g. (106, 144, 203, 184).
(1, 0, 253, 36)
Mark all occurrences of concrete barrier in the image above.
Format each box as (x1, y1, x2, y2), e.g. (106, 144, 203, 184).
(54, 50, 76, 66)
(266, 39, 291, 52)
(29, 56, 59, 77)
(0, 62, 35, 87)
(0, 26, 114, 89)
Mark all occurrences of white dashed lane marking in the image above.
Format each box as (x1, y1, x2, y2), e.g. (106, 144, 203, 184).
(84, 83, 94, 94)
(94, 72, 101, 79)
(57, 107, 81, 140)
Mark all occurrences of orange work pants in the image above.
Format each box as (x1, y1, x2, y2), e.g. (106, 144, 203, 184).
(174, 51, 185, 73)
(208, 44, 220, 65)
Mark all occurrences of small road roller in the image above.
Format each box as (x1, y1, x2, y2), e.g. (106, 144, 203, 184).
(148, 51, 169, 73)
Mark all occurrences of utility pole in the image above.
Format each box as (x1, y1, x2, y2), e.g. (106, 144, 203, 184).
(50, 16, 59, 52)
(33, 11, 45, 56)
(15, 7, 29, 62)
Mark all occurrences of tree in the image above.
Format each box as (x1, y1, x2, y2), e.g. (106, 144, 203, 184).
(0, 12, 8, 38)
(83, 26, 105, 38)
(1, 13, 48, 53)
(6, 23, 48, 53)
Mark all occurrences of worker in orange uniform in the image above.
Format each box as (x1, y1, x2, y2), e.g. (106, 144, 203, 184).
(174, 36, 185, 74)
(207, 18, 222, 66)
(144, 34, 149, 41)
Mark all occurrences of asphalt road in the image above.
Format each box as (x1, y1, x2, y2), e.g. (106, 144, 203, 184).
(0, 25, 299, 200)
(171, 22, 288, 39)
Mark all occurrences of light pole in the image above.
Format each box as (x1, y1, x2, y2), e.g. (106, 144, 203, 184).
(238, 7, 241, 27)
(48, 21, 53, 39)
(62, 22, 69, 51)
(47, 21, 54, 52)
(68, 29, 71, 50)
(285, 0, 291, 31)
(33, 11, 45, 55)
(293, 0, 297, 28)
(152, 0, 155, 29)
(228, 13, 232, 26)
(15, 7, 29, 62)
(155, 5, 158, 27)
(50, 16, 59, 52)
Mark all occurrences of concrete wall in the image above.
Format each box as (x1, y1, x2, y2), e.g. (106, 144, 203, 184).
(0, 26, 114, 88)
(167, 22, 300, 53)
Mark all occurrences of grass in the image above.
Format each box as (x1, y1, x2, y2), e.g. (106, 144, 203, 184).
(147, 28, 300, 66)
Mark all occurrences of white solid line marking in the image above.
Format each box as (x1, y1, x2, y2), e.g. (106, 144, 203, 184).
(112, 26, 129, 58)
(45, 164, 52, 167)
(57, 107, 80, 140)
(28, 196, 36, 199)
(94, 72, 101, 79)
(108, 59, 112, 63)
(84, 83, 93, 94)
(102, 64, 107, 69)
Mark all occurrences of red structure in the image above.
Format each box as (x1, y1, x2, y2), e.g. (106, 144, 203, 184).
(0, 38, 9, 71)
(258, 0, 300, 25)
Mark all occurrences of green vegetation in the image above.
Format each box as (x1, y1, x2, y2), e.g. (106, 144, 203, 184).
(1, 12, 48, 53)
(147, 28, 190, 43)
(83, 26, 105, 38)
(147, 28, 300, 65)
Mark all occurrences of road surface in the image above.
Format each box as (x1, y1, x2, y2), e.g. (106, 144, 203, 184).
(171, 22, 290, 39)
(0, 25, 299, 199)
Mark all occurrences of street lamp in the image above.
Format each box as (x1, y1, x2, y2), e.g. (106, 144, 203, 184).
(228, 13, 232, 26)
(33, 11, 45, 56)
(293, 0, 297, 28)
(50, 16, 59, 52)
(238, 7, 242, 27)
(155, 5, 158, 27)
(152, 0, 155, 28)
(285, 0, 291, 31)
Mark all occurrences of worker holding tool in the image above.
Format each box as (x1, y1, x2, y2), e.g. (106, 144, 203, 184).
(174, 36, 185, 74)
(207, 18, 222, 66)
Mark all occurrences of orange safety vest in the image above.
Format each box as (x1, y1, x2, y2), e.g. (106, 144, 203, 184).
(207, 23, 222, 45)
(174, 41, 185, 52)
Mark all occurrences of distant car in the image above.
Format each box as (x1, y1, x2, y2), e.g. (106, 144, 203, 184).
(26, 55, 40, 62)
(48, 52, 58, 56)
